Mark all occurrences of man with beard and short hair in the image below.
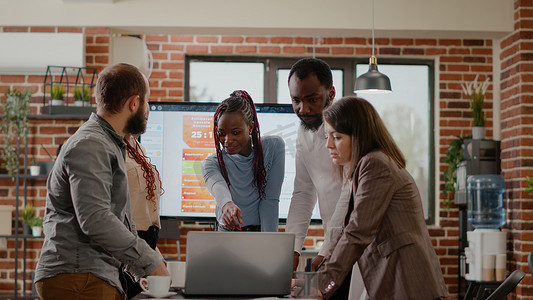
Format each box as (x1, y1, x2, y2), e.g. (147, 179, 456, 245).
(35, 63, 169, 300)
(286, 58, 366, 300)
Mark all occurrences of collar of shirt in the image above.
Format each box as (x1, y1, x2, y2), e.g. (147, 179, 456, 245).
(90, 113, 126, 151)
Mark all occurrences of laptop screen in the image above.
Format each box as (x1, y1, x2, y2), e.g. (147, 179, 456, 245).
(184, 231, 295, 296)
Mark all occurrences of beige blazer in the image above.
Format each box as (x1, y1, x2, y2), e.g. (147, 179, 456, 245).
(318, 151, 447, 300)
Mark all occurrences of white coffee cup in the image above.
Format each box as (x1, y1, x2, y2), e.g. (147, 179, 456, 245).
(139, 275, 171, 294)
(167, 261, 186, 288)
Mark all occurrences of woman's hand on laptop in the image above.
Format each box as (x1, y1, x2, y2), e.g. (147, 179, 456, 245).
(222, 202, 243, 229)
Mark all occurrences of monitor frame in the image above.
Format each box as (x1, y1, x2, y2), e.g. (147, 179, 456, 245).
(141, 101, 323, 224)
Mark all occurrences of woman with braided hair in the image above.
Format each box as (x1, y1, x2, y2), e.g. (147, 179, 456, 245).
(202, 90, 285, 232)
(124, 133, 164, 299)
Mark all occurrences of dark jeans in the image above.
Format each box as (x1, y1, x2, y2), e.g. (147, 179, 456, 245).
(125, 225, 159, 299)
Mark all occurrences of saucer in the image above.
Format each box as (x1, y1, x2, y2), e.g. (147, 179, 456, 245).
(140, 291, 177, 298)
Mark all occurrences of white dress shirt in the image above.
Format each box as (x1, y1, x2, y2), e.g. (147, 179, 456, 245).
(286, 123, 342, 255)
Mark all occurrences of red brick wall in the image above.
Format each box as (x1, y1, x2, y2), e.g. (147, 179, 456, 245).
(498, 1, 533, 299)
(0, 22, 526, 298)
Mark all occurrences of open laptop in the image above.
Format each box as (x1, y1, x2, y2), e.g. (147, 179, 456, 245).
(184, 231, 295, 297)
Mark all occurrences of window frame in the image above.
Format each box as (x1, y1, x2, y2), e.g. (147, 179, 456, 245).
(185, 55, 436, 224)
(185, 56, 270, 103)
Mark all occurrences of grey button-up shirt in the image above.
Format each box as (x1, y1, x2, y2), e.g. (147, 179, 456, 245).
(35, 113, 162, 297)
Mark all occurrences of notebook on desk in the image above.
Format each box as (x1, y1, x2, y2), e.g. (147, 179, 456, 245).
(183, 231, 295, 297)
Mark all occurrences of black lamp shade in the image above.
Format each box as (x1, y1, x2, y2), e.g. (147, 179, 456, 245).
(355, 63, 392, 94)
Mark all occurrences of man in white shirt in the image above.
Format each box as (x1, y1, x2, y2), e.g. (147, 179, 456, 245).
(286, 57, 338, 267)
(285, 58, 366, 300)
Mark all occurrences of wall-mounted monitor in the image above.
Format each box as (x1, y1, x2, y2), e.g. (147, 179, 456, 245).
(141, 102, 321, 222)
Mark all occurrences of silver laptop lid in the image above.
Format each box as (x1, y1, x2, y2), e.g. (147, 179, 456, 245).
(184, 231, 295, 296)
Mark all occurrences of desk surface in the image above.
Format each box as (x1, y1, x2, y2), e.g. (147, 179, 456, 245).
(135, 295, 293, 300)
(138, 297, 290, 300)
(132, 289, 294, 300)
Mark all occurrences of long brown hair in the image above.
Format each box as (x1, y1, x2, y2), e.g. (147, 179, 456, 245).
(212, 90, 267, 200)
(323, 96, 406, 179)
(124, 137, 163, 211)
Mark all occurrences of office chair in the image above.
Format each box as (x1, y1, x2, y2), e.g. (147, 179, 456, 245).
(527, 252, 533, 275)
(484, 269, 525, 300)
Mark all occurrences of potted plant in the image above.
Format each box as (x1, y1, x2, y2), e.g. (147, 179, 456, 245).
(73, 86, 92, 107)
(29, 159, 40, 176)
(22, 204, 43, 236)
(50, 85, 65, 106)
(461, 75, 490, 140)
(0, 89, 32, 180)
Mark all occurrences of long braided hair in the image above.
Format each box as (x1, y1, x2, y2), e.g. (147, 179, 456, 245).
(213, 90, 267, 200)
(124, 137, 163, 211)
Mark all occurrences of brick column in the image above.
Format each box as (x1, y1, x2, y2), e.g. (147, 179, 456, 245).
(499, 0, 533, 298)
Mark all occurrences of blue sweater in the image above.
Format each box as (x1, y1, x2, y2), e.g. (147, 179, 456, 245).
(201, 135, 285, 232)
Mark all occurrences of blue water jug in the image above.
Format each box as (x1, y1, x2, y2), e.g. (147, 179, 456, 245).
(467, 174, 506, 229)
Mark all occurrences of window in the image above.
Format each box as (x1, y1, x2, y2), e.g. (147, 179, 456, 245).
(357, 64, 434, 220)
(185, 56, 435, 223)
(188, 60, 264, 102)
(276, 69, 344, 104)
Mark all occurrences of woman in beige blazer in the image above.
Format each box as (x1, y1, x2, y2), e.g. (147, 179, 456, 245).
(317, 96, 448, 300)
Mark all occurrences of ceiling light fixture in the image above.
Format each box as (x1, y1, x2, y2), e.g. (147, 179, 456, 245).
(354, 0, 392, 94)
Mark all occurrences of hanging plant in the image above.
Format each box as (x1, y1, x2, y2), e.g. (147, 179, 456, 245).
(0, 89, 32, 179)
(442, 135, 470, 208)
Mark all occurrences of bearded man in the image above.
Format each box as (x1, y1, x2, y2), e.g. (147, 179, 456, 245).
(35, 63, 169, 300)
(286, 58, 366, 300)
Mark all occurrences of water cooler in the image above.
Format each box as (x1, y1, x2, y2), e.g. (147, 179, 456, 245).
(454, 139, 502, 296)
(464, 175, 506, 281)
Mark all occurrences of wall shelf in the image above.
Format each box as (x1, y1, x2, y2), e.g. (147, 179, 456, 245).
(42, 66, 97, 115)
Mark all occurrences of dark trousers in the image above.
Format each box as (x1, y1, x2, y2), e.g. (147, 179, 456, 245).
(125, 225, 159, 299)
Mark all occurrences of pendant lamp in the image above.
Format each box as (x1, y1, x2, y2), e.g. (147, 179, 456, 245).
(354, 0, 392, 94)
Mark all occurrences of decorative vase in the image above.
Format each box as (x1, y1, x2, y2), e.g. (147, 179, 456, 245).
(31, 226, 42, 237)
(50, 99, 64, 106)
(472, 126, 486, 140)
(29, 166, 40, 176)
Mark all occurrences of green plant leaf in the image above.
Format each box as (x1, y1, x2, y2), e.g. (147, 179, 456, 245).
(442, 135, 471, 209)
(471, 92, 485, 127)
(21, 204, 42, 227)
(526, 176, 533, 194)
(74, 86, 92, 101)
(51, 85, 65, 100)
(1, 89, 32, 179)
